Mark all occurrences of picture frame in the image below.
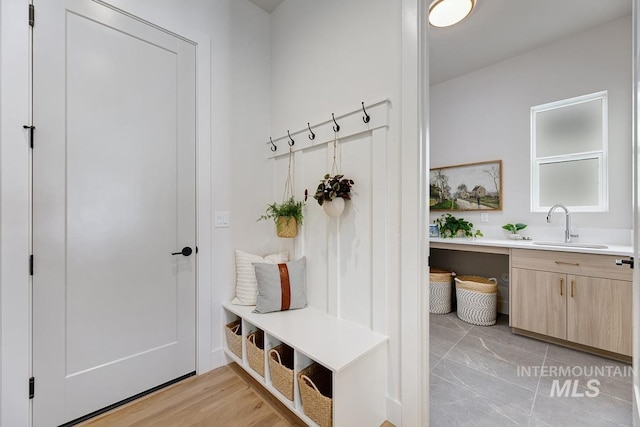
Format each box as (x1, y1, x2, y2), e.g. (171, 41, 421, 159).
(430, 160, 502, 211)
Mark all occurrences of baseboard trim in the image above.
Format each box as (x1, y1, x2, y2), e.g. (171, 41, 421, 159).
(210, 347, 228, 371)
(512, 328, 632, 364)
(386, 396, 401, 426)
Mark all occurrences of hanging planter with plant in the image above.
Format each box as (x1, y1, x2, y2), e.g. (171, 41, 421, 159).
(258, 197, 304, 238)
(312, 133, 355, 217)
(258, 145, 304, 238)
(313, 173, 354, 217)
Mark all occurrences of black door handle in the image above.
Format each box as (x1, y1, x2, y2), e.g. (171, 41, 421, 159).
(615, 257, 634, 269)
(172, 247, 193, 257)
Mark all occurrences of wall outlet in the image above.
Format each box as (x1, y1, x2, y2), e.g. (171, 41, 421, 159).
(214, 211, 230, 228)
(480, 212, 489, 223)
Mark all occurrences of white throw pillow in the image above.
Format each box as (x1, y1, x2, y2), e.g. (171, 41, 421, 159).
(232, 249, 289, 305)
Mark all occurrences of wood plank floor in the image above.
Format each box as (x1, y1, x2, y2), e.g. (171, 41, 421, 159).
(79, 363, 396, 426)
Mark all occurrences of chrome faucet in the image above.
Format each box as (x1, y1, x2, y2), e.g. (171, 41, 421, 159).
(546, 204, 579, 243)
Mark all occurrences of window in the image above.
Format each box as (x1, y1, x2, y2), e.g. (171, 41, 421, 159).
(531, 91, 608, 212)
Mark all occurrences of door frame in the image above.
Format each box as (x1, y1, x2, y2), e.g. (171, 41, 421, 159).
(400, 0, 429, 425)
(0, 1, 212, 426)
(633, 1, 640, 424)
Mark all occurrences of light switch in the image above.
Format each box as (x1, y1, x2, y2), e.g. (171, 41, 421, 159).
(480, 213, 489, 223)
(215, 211, 230, 228)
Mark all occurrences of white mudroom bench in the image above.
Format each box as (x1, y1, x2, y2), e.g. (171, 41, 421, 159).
(222, 302, 388, 427)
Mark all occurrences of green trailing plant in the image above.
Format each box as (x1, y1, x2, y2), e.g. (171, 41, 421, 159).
(313, 174, 355, 206)
(502, 223, 527, 234)
(258, 196, 304, 225)
(434, 213, 483, 238)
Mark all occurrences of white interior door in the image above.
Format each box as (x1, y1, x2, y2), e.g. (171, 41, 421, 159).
(32, 1, 197, 425)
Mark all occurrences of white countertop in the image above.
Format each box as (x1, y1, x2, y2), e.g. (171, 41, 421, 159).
(430, 237, 633, 257)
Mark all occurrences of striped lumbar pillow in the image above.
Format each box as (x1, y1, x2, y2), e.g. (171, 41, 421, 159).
(232, 250, 289, 305)
(253, 257, 306, 314)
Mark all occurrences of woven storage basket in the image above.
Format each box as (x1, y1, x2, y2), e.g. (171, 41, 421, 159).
(224, 320, 242, 359)
(429, 268, 454, 314)
(298, 363, 333, 427)
(247, 330, 265, 377)
(276, 216, 298, 238)
(268, 344, 294, 400)
(455, 276, 498, 326)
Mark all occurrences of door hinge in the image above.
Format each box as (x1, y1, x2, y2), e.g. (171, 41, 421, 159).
(29, 377, 34, 399)
(28, 4, 34, 27)
(23, 125, 35, 148)
(29, 255, 33, 276)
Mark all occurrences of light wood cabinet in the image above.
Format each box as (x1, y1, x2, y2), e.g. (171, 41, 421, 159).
(511, 249, 632, 357)
(511, 268, 566, 340)
(566, 275, 632, 355)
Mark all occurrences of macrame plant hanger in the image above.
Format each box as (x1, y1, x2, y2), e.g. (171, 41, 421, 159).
(283, 145, 294, 202)
(321, 131, 347, 218)
(330, 132, 340, 176)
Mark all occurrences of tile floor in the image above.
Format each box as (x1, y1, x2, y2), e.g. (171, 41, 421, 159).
(430, 313, 633, 426)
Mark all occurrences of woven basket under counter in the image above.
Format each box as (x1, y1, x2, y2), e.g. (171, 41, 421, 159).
(268, 344, 294, 400)
(429, 268, 455, 314)
(298, 363, 333, 427)
(455, 276, 498, 326)
(224, 320, 242, 359)
(246, 330, 265, 377)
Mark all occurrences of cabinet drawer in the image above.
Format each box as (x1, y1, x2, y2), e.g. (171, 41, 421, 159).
(511, 249, 632, 281)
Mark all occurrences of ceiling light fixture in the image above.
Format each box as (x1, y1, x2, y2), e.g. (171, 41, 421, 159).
(429, 0, 476, 28)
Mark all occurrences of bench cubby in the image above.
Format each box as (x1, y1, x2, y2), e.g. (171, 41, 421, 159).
(222, 302, 388, 426)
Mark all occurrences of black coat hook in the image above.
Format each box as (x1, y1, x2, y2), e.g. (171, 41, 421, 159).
(361, 102, 371, 123)
(287, 130, 295, 146)
(307, 122, 316, 140)
(269, 137, 277, 152)
(332, 113, 340, 132)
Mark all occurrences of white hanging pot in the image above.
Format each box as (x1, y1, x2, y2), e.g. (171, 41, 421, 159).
(323, 197, 345, 217)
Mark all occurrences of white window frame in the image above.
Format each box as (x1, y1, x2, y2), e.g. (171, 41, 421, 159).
(530, 91, 608, 212)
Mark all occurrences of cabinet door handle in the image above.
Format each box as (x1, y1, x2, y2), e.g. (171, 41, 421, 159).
(570, 279, 574, 298)
(560, 278, 563, 296)
(555, 261, 579, 266)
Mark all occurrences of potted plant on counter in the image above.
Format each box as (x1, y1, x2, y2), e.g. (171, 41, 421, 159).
(313, 173, 355, 217)
(502, 223, 527, 240)
(435, 213, 483, 238)
(258, 196, 304, 238)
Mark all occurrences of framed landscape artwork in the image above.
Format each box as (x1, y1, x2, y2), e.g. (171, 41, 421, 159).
(430, 160, 502, 211)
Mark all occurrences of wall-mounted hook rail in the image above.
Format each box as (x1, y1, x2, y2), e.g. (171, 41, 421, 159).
(265, 98, 391, 157)
(307, 122, 316, 140)
(361, 102, 370, 123)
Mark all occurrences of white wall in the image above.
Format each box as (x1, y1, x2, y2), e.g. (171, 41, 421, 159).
(0, 1, 271, 425)
(429, 16, 632, 242)
(267, 0, 404, 421)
